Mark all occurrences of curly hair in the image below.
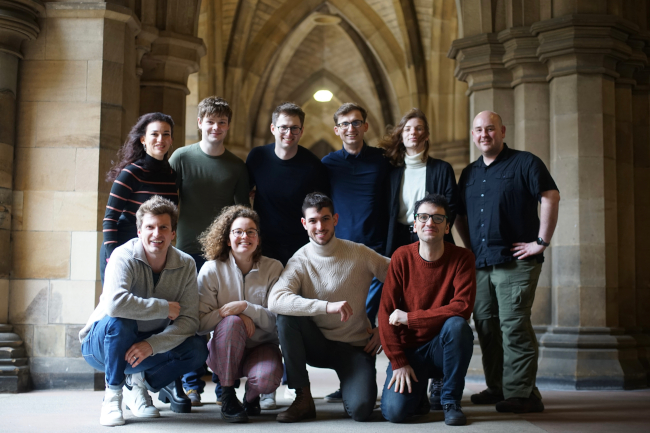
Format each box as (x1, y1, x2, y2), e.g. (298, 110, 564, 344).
(199, 205, 262, 263)
(106, 112, 174, 182)
(380, 108, 430, 167)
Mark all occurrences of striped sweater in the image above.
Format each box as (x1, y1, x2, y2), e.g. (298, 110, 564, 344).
(103, 155, 178, 257)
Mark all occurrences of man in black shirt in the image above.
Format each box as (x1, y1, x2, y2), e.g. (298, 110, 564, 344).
(246, 103, 330, 266)
(455, 111, 560, 414)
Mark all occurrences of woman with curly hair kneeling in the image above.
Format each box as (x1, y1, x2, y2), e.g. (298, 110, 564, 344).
(197, 205, 284, 423)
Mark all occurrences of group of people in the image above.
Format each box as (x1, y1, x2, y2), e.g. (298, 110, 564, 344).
(79, 96, 560, 427)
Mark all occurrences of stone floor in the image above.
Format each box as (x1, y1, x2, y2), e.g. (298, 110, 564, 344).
(1, 354, 649, 433)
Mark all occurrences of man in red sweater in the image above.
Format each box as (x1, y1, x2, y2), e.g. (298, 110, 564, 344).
(379, 194, 476, 426)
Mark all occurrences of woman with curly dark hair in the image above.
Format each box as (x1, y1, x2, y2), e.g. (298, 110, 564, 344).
(100, 112, 178, 283)
(382, 108, 459, 258)
(196, 205, 284, 423)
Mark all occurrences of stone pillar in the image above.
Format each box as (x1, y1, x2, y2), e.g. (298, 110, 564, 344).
(617, 36, 650, 384)
(139, 32, 205, 148)
(0, 0, 43, 393)
(11, 1, 141, 389)
(500, 27, 552, 334)
(632, 44, 650, 385)
(533, 14, 647, 389)
(449, 34, 514, 162)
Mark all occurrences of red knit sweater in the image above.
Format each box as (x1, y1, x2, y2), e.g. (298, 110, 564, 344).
(379, 241, 476, 370)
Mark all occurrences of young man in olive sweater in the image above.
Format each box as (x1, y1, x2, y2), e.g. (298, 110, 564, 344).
(379, 194, 475, 426)
(169, 96, 250, 405)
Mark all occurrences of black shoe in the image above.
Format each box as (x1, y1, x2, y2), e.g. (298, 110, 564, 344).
(495, 393, 544, 413)
(324, 388, 342, 403)
(221, 386, 248, 423)
(444, 403, 467, 426)
(158, 378, 192, 413)
(470, 388, 505, 405)
(428, 378, 443, 410)
(243, 388, 261, 416)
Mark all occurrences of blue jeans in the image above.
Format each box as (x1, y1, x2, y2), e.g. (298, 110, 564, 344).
(365, 278, 383, 327)
(181, 252, 208, 392)
(381, 316, 473, 423)
(277, 315, 377, 421)
(82, 315, 208, 391)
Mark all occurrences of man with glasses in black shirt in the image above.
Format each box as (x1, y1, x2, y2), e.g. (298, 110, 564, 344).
(246, 102, 330, 266)
(455, 111, 560, 414)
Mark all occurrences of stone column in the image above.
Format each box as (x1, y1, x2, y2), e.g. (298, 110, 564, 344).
(449, 34, 514, 162)
(139, 32, 205, 147)
(533, 14, 647, 388)
(500, 27, 552, 335)
(632, 44, 650, 386)
(617, 36, 650, 384)
(11, 1, 141, 389)
(0, 0, 43, 393)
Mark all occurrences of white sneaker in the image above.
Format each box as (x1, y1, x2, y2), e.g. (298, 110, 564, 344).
(260, 391, 277, 410)
(100, 388, 125, 426)
(124, 372, 160, 418)
(283, 386, 296, 401)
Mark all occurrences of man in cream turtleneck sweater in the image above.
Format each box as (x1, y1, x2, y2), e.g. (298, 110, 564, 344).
(268, 192, 390, 423)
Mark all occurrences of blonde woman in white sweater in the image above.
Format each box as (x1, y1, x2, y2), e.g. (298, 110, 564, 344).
(197, 205, 284, 423)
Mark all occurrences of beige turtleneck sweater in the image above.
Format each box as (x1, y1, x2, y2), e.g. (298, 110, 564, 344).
(398, 150, 427, 225)
(268, 236, 390, 346)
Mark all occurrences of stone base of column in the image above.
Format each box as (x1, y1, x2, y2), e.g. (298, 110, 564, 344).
(0, 324, 30, 393)
(628, 328, 650, 387)
(538, 327, 647, 390)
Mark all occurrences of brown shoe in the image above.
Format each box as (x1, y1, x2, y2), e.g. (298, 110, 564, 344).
(276, 386, 316, 423)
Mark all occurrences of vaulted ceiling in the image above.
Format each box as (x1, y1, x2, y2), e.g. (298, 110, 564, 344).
(186, 0, 468, 158)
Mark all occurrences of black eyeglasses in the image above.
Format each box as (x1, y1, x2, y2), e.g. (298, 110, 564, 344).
(231, 229, 259, 238)
(414, 213, 448, 224)
(336, 120, 365, 129)
(276, 125, 302, 135)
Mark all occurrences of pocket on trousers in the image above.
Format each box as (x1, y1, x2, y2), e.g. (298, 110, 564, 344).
(508, 275, 535, 311)
(83, 353, 105, 372)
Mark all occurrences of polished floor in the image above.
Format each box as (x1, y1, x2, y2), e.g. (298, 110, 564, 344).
(1, 354, 649, 433)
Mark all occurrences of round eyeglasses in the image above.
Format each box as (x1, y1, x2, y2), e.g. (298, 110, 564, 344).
(414, 213, 448, 224)
(231, 229, 259, 238)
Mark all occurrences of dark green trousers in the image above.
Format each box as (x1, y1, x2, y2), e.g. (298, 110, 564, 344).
(473, 259, 543, 400)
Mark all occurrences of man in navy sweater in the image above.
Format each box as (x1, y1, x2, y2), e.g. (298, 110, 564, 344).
(320, 103, 392, 402)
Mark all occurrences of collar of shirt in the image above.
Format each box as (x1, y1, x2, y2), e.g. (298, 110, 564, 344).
(476, 143, 511, 168)
(341, 142, 367, 160)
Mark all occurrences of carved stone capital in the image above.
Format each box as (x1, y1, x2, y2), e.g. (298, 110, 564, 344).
(531, 14, 637, 80)
(448, 33, 512, 93)
(498, 27, 548, 86)
(140, 31, 206, 94)
(0, 0, 43, 58)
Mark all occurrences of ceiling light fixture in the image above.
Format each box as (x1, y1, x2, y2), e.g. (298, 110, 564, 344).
(314, 90, 333, 102)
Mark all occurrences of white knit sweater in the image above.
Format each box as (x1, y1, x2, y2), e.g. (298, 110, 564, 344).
(268, 236, 390, 346)
(398, 150, 427, 225)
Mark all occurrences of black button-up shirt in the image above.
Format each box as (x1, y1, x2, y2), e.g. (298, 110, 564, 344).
(458, 144, 558, 269)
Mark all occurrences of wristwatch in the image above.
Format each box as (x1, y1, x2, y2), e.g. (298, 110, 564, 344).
(536, 237, 550, 247)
